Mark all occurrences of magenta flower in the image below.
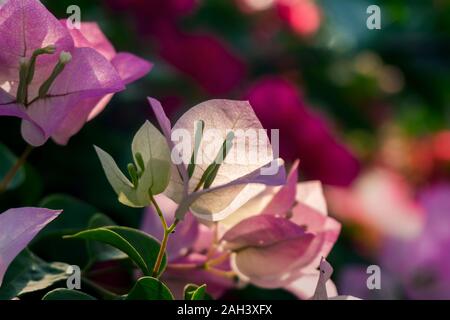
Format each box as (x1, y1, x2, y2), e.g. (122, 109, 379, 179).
(244, 76, 360, 186)
(0, 207, 62, 286)
(220, 161, 341, 298)
(0, 0, 151, 146)
(156, 26, 246, 95)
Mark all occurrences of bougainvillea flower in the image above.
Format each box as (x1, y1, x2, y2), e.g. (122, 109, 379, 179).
(149, 97, 286, 221)
(52, 21, 152, 145)
(244, 76, 360, 186)
(326, 168, 425, 251)
(141, 194, 234, 299)
(0, 207, 62, 286)
(381, 184, 450, 299)
(220, 161, 341, 298)
(0, 0, 150, 146)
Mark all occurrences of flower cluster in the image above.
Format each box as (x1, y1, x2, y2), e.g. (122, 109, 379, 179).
(0, 0, 342, 301)
(142, 160, 341, 299)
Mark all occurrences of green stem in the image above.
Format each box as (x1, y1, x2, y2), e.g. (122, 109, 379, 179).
(0, 145, 33, 193)
(152, 219, 180, 277)
(152, 229, 170, 277)
(149, 193, 180, 277)
(149, 193, 168, 230)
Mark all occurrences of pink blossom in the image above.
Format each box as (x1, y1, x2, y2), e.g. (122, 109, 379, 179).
(0, 0, 151, 146)
(220, 161, 341, 298)
(52, 21, 152, 145)
(0, 207, 62, 286)
(244, 76, 360, 186)
(142, 161, 339, 299)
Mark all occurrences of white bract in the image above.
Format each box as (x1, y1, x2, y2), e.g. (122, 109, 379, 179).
(149, 97, 286, 222)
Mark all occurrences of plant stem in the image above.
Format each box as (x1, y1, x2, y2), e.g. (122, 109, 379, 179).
(149, 193, 168, 230)
(152, 219, 180, 277)
(0, 145, 33, 193)
(149, 193, 181, 277)
(152, 229, 170, 277)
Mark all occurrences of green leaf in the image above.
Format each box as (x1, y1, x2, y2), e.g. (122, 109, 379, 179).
(184, 284, 212, 300)
(66, 226, 166, 276)
(126, 277, 173, 300)
(0, 250, 69, 300)
(86, 213, 127, 262)
(94, 121, 171, 208)
(43, 288, 96, 300)
(131, 121, 171, 202)
(94, 146, 140, 208)
(0, 143, 25, 190)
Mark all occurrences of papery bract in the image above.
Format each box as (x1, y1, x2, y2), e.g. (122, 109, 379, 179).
(220, 161, 341, 298)
(0, 0, 150, 146)
(0, 207, 62, 286)
(148, 97, 286, 221)
(52, 21, 153, 145)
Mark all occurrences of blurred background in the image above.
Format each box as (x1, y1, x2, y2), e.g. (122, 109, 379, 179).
(1, 0, 450, 299)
